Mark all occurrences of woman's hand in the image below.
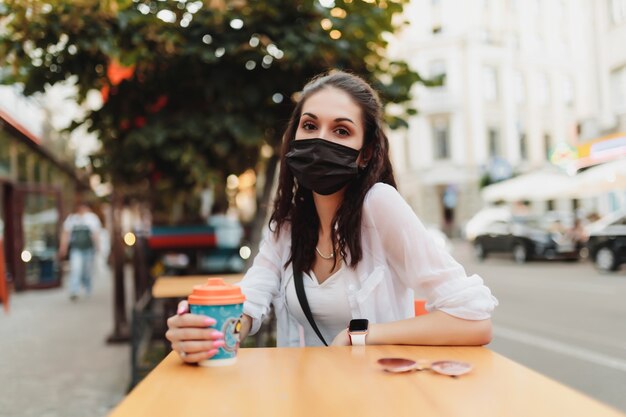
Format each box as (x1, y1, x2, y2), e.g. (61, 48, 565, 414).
(331, 328, 351, 346)
(165, 300, 226, 364)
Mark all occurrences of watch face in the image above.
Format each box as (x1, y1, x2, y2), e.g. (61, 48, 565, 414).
(349, 319, 369, 332)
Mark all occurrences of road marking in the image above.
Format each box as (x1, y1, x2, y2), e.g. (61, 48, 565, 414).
(494, 326, 626, 372)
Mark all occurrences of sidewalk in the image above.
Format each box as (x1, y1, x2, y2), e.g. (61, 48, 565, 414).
(0, 263, 130, 417)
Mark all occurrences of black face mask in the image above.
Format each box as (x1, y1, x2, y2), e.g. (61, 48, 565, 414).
(285, 138, 360, 195)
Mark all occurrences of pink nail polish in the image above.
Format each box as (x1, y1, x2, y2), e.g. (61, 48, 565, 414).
(204, 317, 216, 326)
(213, 331, 225, 338)
(208, 349, 218, 355)
(177, 305, 186, 315)
(213, 340, 226, 348)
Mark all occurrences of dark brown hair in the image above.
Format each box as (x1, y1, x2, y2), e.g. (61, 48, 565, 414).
(269, 70, 396, 273)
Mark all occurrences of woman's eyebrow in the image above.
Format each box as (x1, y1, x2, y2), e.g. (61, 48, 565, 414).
(335, 117, 356, 126)
(302, 112, 356, 126)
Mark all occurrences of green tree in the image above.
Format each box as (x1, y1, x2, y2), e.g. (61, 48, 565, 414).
(1, 0, 430, 220)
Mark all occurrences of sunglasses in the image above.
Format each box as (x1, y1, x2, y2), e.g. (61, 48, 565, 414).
(377, 358, 473, 377)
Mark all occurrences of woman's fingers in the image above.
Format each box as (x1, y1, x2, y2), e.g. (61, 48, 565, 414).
(176, 300, 189, 315)
(172, 337, 226, 364)
(167, 313, 216, 329)
(176, 327, 224, 341)
(177, 348, 220, 364)
(172, 339, 226, 355)
(165, 305, 227, 365)
(166, 325, 223, 343)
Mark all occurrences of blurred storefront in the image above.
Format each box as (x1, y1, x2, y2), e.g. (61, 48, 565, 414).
(0, 109, 84, 291)
(480, 132, 626, 217)
(570, 132, 626, 171)
(571, 132, 626, 215)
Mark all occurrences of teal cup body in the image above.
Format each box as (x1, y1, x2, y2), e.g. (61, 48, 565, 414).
(187, 278, 246, 367)
(189, 302, 244, 366)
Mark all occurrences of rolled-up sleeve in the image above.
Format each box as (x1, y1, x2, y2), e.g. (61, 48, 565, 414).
(364, 184, 498, 320)
(238, 226, 284, 335)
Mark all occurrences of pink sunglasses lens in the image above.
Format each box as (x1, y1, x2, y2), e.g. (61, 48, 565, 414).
(378, 358, 417, 372)
(430, 360, 473, 376)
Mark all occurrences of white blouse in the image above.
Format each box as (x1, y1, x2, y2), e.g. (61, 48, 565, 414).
(239, 182, 498, 347)
(284, 262, 353, 346)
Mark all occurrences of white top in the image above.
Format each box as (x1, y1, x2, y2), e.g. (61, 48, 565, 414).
(285, 263, 353, 346)
(63, 212, 102, 234)
(239, 182, 498, 347)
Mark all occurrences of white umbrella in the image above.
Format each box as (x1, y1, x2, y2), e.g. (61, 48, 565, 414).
(481, 170, 577, 202)
(570, 158, 626, 198)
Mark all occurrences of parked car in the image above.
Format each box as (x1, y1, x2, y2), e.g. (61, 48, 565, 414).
(463, 206, 512, 242)
(473, 215, 579, 263)
(586, 211, 626, 272)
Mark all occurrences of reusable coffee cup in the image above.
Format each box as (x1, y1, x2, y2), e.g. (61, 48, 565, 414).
(188, 278, 246, 367)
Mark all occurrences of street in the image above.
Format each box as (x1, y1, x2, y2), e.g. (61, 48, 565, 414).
(0, 263, 129, 417)
(452, 241, 626, 413)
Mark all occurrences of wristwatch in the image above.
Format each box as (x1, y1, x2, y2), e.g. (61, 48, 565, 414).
(348, 319, 369, 346)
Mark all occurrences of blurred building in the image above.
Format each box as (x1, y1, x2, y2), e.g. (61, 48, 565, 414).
(0, 87, 86, 291)
(591, 0, 626, 136)
(389, 0, 625, 232)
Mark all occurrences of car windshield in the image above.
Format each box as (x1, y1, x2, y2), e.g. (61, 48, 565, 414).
(511, 216, 541, 228)
(512, 215, 571, 232)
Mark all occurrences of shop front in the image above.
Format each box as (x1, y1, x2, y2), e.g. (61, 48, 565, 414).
(0, 110, 84, 291)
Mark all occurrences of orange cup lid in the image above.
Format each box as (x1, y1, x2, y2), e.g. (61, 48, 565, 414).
(188, 278, 246, 305)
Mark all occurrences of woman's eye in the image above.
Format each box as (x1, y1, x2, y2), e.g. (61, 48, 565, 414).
(335, 127, 350, 136)
(302, 121, 316, 130)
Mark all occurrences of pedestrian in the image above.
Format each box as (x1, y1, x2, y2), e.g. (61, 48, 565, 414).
(166, 70, 498, 363)
(59, 202, 102, 300)
(567, 218, 588, 252)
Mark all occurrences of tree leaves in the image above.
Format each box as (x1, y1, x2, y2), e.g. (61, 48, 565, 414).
(1, 0, 424, 214)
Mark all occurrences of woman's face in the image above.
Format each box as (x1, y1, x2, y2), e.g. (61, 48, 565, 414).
(295, 87, 365, 152)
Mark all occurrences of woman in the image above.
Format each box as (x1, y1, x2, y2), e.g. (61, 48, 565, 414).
(166, 71, 498, 363)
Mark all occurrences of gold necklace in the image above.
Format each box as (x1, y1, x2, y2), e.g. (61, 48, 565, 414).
(315, 246, 335, 260)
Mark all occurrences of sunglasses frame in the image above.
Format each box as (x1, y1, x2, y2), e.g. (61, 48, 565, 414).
(377, 357, 473, 377)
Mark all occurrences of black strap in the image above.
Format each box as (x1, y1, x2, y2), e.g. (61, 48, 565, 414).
(294, 269, 328, 346)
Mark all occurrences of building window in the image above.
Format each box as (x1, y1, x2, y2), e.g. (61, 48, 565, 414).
(531, 0, 542, 44)
(611, 0, 626, 25)
(511, 34, 521, 50)
(482, 66, 498, 102)
(519, 132, 528, 160)
(544, 133, 552, 160)
(559, 0, 569, 40)
(39, 160, 49, 185)
(563, 76, 574, 107)
(433, 119, 450, 159)
(429, 60, 447, 88)
(513, 71, 525, 104)
(17, 144, 28, 182)
(488, 128, 500, 158)
(610, 66, 626, 111)
(33, 154, 43, 183)
(538, 73, 550, 106)
(0, 131, 11, 177)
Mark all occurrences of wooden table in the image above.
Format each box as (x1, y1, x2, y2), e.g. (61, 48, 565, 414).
(152, 274, 244, 299)
(109, 345, 625, 417)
